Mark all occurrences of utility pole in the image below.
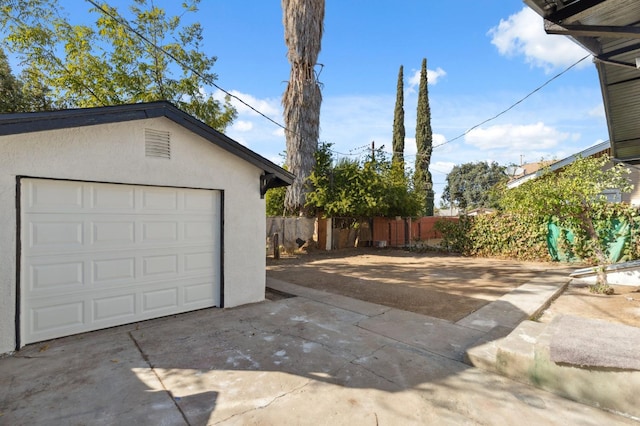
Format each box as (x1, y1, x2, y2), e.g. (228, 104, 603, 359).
(371, 141, 375, 162)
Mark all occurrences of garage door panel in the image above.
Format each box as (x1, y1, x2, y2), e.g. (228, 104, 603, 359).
(93, 294, 136, 321)
(21, 179, 221, 346)
(184, 190, 216, 211)
(184, 282, 215, 305)
(185, 221, 214, 240)
(92, 257, 136, 283)
(142, 188, 179, 210)
(30, 221, 83, 248)
(31, 301, 84, 334)
(184, 251, 215, 273)
(142, 254, 178, 276)
(90, 185, 135, 210)
(143, 287, 179, 312)
(142, 221, 178, 242)
(91, 221, 135, 245)
(27, 180, 84, 211)
(30, 261, 84, 290)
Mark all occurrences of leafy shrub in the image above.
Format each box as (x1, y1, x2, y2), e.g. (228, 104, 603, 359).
(435, 204, 640, 264)
(436, 213, 549, 261)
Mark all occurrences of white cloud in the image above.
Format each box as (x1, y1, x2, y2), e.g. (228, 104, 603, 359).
(407, 67, 447, 90)
(431, 161, 455, 175)
(215, 90, 286, 158)
(403, 137, 417, 157)
(428, 68, 447, 85)
(588, 104, 605, 119)
(232, 120, 253, 132)
(488, 7, 590, 72)
(319, 94, 394, 157)
(213, 89, 281, 117)
(465, 122, 569, 150)
(432, 133, 447, 148)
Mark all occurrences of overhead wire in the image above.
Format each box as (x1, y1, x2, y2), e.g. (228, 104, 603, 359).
(325, 54, 593, 159)
(85, 0, 590, 162)
(83, 0, 289, 133)
(430, 53, 592, 150)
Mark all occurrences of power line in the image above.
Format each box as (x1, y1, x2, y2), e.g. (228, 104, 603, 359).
(86, 0, 589, 162)
(329, 54, 592, 159)
(84, 0, 289, 132)
(431, 54, 592, 150)
(85, 0, 368, 159)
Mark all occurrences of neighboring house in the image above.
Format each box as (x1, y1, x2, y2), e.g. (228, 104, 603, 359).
(435, 207, 460, 217)
(507, 141, 640, 206)
(524, 0, 640, 167)
(506, 160, 554, 180)
(466, 208, 496, 216)
(0, 101, 293, 354)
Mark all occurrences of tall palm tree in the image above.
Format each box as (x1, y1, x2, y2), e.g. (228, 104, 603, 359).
(282, 0, 325, 213)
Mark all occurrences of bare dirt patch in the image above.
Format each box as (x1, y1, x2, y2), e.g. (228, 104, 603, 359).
(538, 283, 640, 327)
(267, 248, 554, 322)
(266, 248, 640, 327)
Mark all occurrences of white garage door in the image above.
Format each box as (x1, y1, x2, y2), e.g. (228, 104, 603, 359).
(20, 178, 221, 345)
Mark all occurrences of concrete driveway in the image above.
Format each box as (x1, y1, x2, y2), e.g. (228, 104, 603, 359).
(0, 279, 635, 425)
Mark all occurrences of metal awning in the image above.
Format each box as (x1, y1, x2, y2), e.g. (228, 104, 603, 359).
(524, 0, 640, 164)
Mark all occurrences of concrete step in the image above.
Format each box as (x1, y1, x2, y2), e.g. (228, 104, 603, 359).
(466, 318, 640, 420)
(456, 268, 572, 332)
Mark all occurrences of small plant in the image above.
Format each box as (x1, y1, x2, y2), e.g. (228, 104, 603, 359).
(590, 283, 615, 295)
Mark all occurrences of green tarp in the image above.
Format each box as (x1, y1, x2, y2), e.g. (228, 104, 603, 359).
(547, 219, 631, 263)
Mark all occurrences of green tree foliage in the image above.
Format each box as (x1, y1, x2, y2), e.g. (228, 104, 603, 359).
(17, 63, 54, 111)
(305, 143, 421, 218)
(266, 160, 290, 216)
(442, 161, 507, 210)
(435, 213, 550, 261)
(266, 186, 287, 216)
(436, 156, 638, 292)
(0, 0, 236, 130)
(392, 65, 405, 165)
(0, 47, 23, 112)
(414, 58, 434, 216)
(501, 154, 633, 291)
(0, 47, 52, 111)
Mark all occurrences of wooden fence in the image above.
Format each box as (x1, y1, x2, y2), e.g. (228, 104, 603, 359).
(267, 216, 459, 252)
(371, 217, 458, 248)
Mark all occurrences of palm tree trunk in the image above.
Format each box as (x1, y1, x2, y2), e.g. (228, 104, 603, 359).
(282, 0, 325, 214)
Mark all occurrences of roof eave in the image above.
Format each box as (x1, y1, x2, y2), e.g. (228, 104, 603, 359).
(0, 101, 294, 188)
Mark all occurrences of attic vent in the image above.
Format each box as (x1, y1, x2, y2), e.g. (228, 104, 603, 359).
(145, 129, 171, 159)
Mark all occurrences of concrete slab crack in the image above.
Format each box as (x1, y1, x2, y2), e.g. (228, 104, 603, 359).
(127, 332, 190, 426)
(211, 379, 313, 424)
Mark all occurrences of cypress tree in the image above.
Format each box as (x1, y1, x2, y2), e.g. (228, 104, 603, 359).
(415, 58, 435, 216)
(392, 65, 405, 165)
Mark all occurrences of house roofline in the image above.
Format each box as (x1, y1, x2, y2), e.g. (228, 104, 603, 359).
(0, 101, 295, 191)
(507, 140, 610, 189)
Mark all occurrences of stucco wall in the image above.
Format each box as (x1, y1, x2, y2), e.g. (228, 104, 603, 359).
(0, 117, 266, 353)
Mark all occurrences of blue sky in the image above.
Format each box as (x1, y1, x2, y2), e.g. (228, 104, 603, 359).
(200, 1, 606, 204)
(9, 1, 608, 205)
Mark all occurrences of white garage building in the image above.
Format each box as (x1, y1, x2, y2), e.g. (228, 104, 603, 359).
(0, 101, 293, 353)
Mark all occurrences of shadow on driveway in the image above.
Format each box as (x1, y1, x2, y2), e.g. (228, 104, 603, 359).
(0, 292, 634, 425)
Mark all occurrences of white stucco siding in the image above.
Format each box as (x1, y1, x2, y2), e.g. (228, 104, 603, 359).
(0, 117, 266, 353)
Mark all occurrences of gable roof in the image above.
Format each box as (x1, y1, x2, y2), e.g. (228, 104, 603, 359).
(524, 0, 640, 165)
(507, 140, 610, 188)
(0, 101, 294, 193)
